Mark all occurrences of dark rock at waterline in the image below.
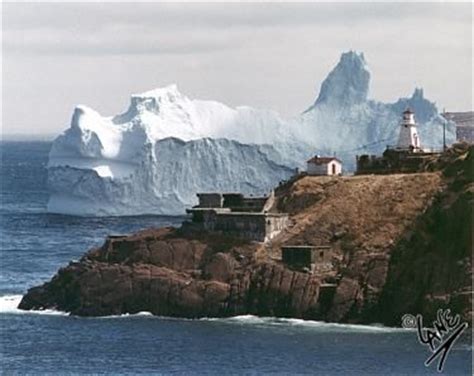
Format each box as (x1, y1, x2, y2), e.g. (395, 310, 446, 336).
(20, 145, 473, 325)
(19, 228, 322, 318)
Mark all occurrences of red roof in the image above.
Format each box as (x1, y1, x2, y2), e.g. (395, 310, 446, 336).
(306, 156, 342, 165)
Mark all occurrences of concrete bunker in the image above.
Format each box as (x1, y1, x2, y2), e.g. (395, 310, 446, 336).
(281, 245, 333, 273)
(187, 191, 287, 243)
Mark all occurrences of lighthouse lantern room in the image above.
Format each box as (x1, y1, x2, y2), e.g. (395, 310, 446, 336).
(397, 108, 422, 151)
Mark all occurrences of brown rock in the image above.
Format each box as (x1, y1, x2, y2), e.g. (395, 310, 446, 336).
(18, 146, 472, 326)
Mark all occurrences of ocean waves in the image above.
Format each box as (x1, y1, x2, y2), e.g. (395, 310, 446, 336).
(0, 294, 408, 332)
(0, 295, 67, 316)
(200, 315, 410, 333)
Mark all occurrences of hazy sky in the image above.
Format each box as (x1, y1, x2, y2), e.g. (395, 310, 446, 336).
(2, 2, 472, 137)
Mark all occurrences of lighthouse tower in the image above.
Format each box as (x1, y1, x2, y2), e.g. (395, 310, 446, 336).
(397, 108, 421, 151)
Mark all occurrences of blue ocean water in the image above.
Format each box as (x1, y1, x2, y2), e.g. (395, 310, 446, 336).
(0, 141, 471, 375)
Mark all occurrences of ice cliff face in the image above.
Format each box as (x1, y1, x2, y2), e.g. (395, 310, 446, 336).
(48, 137, 294, 216)
(48, 87, 304, 215)
(48, 51, 455, 216)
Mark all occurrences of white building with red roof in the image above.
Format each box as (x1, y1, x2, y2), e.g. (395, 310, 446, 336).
(306, 156, 342, 176)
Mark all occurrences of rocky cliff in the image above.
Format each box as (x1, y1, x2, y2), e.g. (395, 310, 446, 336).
(19, 228, 321, 318)
(19, 144, 473, 326)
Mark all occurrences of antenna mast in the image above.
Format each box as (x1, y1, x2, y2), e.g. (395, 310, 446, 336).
(443, 108, 447, 152)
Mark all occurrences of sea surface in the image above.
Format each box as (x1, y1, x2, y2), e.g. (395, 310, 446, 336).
(0, 141, 472, 375)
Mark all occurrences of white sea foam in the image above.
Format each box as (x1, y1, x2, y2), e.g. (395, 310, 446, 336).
(95, 313, 404, 332)
(0, 295, 413, 331)
(200, 315, 410, 332)
(0, 295, 157, 318)
(0, 294, 25, 313)
(0, 295, 67, 316)
(97, 311, 154, 319)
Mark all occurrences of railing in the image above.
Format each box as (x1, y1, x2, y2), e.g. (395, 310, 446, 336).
(385, 145, 444, 153)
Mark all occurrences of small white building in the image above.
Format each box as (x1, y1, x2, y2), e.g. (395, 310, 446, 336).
(397, 108, 422, 151)
(306, 156, 342, 176)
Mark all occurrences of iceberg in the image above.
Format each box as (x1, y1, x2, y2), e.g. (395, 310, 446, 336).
(299, 51, 455, 168)
(47, 86, 306, 216)
(47, 51, 455, 216)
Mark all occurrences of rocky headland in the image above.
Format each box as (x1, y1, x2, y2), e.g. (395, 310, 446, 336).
(19, 144, 473, 326)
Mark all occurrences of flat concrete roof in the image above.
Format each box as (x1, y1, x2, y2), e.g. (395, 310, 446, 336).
(320, 283, 338, 288)
(187, 208, 231, 212)
(218, 212, 288, 217)
(187, 207, 288, 218)
(107, 234, 128, 239)
(282, 245, 331, 249)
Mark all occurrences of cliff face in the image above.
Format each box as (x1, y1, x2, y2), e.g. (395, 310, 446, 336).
(19, 144, 473, 326)
(272, 168, 445, 323)
(377, 144, 473, 325)
(19, 228, 321, 318)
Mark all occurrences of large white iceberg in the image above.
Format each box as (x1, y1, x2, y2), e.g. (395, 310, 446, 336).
(48, 86, 306, 216)
(48, 51, 455, 216)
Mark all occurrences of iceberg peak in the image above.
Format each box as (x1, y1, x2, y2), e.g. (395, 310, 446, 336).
(131, 84, 183, 109)
(311, 50, 370, 109)
(117, 84, 188, 120)
(411, 87, 424, 100)
(132, 84, 181, 101)
(71, 105, 103, 130)
(389, 86, 438, 124)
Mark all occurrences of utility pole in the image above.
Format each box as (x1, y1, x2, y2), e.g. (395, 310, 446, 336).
(443, 108, 447, 152)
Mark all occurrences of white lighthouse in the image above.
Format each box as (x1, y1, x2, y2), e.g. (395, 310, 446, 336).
(397, 108, 421, 151)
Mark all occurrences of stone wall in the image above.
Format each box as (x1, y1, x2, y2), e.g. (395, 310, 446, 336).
(194, 210, 288, 242)
(282, 246, 315, 267)
(356, 149, 441, 175)
(197, 193, 223, 208)
(281, 245, 333, 273)
(264, 214, 290, 242)
(213, 213, 267, 241)
(222, 193, 268, 212)
(189, 191, 287, 242)
(195, 193, 270, 212)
